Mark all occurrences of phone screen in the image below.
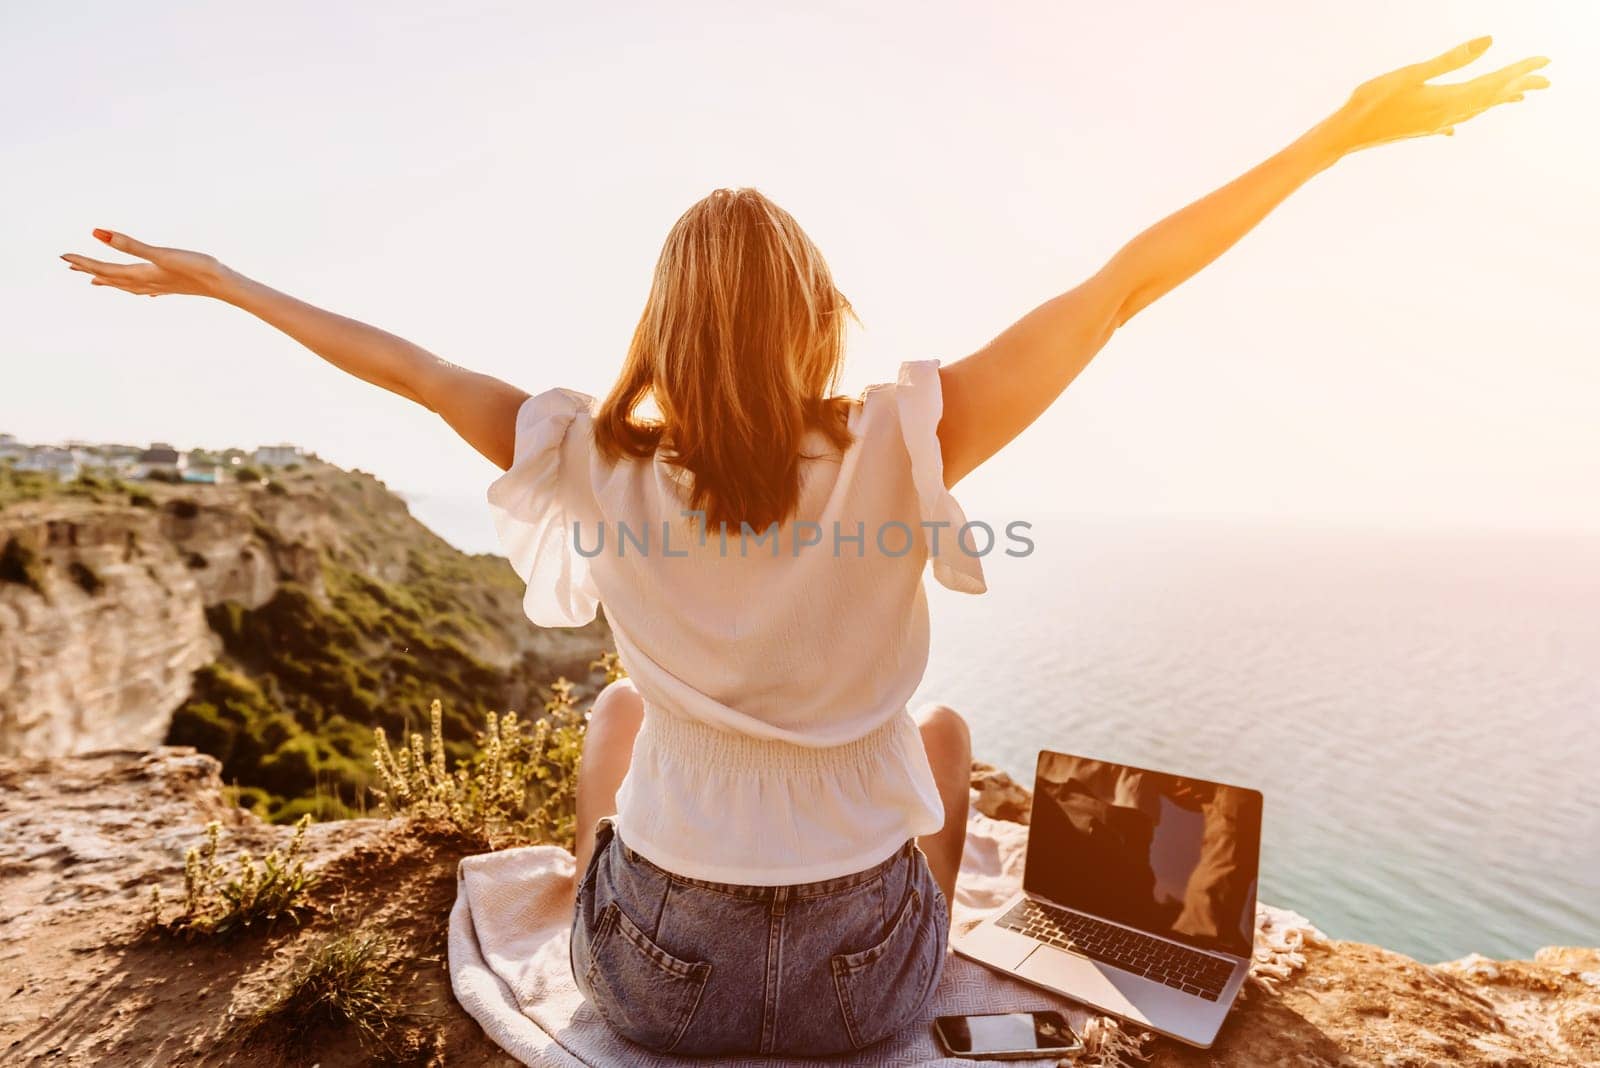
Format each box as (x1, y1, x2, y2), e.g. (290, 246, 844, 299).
(934, 1011, 1083, 1056)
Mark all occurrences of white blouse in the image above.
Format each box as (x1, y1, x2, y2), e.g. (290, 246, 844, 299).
(487, 360, 986, 884)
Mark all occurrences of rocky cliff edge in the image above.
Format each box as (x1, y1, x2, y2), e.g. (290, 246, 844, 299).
(0, 752, 1593, 1067)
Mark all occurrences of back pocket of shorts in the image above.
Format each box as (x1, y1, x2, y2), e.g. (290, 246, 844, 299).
(584, 901, 712, 1053)
(830, 884, 938, 1050)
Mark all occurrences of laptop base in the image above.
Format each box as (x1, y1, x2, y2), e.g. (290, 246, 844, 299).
(953, 892, 1249, 1050)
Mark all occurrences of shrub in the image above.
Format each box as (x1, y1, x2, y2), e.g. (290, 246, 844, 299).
(153, 815, 317, 937)
(235, 464, 263, 482)
(225, 785, 275, 819)
(129, 491, 157, 508)
(249, 927, 403, 1055)
(265, 479, 289, 496)
(593, 650, 626, 685)
(64, 472, 110, 499)
(0, 466, 58, 508)
(167, 498, 201, 520)
(372, 685, 586, 850)
(167, 664, 279, 774)
(258, 738, 320, 798)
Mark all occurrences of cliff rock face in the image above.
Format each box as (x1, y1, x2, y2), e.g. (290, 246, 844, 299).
(0, 504, 223, 755)
(1, 752, 1593, 1067)
(0, 466, 608, 764)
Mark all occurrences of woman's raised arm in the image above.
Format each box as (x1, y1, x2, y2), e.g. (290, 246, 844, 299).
(936, 36, 1548, 488)
(60, 232, 528, 470)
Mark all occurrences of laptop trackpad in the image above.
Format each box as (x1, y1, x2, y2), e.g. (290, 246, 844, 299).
(1015, 945, 1142, 1019)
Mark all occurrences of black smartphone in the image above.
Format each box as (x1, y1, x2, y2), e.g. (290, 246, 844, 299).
(932, 1010, 1084, 1059)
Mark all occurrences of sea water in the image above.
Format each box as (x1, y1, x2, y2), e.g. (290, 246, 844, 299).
(408, 494, 1599, 963)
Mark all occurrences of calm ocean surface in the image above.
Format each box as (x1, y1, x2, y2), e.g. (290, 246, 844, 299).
(408, 494, 1598, 963)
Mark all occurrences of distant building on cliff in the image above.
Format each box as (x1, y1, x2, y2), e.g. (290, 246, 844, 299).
(67, 443, 139, 476)
(99, 445, 144, 475)
(252, 444, 301, 468)
(14, 446, 80, 480)
(134, 444, 186, 481)
(181, 464, 228, 484)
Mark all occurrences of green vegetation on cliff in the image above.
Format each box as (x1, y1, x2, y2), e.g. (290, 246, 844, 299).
(170, 556, 566, 821)
(161, 464, 608, 822)
(0, 454, 608, 818)
(0, 464, 155, 511)
(0, 453, 609, 822)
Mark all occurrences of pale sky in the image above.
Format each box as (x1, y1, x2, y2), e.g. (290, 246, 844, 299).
(4, 1, 1597, 545)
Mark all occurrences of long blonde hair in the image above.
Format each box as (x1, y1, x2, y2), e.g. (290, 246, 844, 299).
(594, 188, 857, 531)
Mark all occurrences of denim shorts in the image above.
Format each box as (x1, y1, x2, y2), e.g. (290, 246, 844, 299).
(571, 817, 949, 1056)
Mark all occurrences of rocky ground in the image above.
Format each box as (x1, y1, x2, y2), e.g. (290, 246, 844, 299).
(0, 748, 502, 1067)
(4, 750, 1596, 1067)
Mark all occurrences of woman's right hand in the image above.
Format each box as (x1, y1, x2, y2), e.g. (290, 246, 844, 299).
(1322, 37, 1549, 155)
(62, 226, 529, 469)
(61, 229, 233, 299)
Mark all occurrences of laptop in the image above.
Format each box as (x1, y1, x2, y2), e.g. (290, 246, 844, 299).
(953, 750, 1263, 1048)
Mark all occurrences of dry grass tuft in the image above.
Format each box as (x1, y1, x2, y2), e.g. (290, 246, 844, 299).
(249, 927, 405, 1056)
(151, 814, 317, 937)
(371, 681, 587, 850)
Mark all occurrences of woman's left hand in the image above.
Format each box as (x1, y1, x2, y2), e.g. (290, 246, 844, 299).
(1323, 36, 1549, 154)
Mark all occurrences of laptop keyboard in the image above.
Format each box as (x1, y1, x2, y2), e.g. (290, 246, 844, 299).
(996, 899, 1234, 1000)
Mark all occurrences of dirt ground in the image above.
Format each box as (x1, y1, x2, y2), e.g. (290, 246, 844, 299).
(0, 748, 515, 1067)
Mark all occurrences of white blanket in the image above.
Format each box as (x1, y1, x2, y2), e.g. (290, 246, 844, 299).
(449, 798, 1320, 1066)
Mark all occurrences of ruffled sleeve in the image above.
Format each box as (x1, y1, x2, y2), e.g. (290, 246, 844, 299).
(894, 360, 988, 594)
(486, 388, 601, 627)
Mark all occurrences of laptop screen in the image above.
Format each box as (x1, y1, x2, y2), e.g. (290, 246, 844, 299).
(1024, 751, 1263, 958)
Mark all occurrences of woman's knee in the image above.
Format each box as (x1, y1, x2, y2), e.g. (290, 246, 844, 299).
(915, 703, 970, 760)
